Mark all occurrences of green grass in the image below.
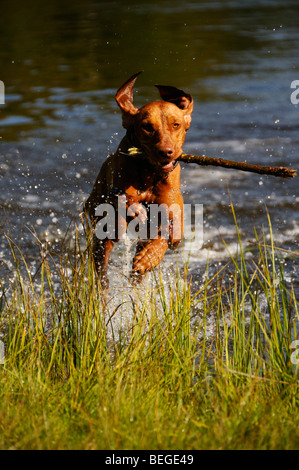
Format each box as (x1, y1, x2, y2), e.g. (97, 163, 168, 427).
(0, 209, 298, 450)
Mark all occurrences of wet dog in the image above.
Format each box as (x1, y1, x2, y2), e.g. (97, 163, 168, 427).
(85, 72, 193, 287)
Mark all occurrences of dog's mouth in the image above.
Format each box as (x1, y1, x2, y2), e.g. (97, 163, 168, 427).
(160, 160, 178, 173)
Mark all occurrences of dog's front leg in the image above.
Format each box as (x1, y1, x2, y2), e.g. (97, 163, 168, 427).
(130, 199, 183, 282)
(131, 238, 169, 281)
(92, 236, 114, 289)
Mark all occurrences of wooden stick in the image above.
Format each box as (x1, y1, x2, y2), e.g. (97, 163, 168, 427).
(178, 154, 297, 178)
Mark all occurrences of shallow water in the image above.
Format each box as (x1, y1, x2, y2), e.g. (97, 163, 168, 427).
(0, 0, 298, 299)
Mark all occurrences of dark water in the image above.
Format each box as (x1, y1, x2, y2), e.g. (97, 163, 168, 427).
(0, 0, 298, 293)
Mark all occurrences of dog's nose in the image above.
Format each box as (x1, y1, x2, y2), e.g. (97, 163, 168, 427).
(165, 147, 174, 157)
(158, 146, 174, 159)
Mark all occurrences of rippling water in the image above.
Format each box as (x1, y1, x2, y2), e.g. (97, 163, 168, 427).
(0, 0, 298, 296)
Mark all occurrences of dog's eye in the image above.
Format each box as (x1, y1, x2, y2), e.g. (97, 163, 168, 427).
(173, 122, 180, 129)
(142, 122, 154, 133)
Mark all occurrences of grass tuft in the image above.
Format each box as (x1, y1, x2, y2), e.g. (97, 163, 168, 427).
(0, 205, 298, 450)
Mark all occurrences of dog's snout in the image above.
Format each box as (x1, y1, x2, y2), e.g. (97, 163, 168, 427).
(157, 146, 175, 159)
(165, 147, 174, 157)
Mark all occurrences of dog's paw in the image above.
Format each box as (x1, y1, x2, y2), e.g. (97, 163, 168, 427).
(127, 202, 147, 224)
(132, 239, 168, 275)
(129, 270, 144, 285)
(117, 195, 147, 224)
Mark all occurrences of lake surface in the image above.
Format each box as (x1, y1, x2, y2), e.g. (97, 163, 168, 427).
(0, 0, 298, 295)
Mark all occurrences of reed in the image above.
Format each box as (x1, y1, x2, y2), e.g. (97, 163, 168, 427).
(0, 206, 298, 450)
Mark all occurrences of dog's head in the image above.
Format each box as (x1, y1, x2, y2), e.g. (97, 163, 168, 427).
(115, 71, 193, 173)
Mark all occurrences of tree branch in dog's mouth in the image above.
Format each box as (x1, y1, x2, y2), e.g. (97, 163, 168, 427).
(121, 147, 297, 179)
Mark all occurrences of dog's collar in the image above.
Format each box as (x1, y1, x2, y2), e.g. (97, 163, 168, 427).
(171, 159, 179, 170)
(125, 129, 140, 152)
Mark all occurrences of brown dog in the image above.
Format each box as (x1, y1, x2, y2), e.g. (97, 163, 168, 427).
(85, 72, 193, 287)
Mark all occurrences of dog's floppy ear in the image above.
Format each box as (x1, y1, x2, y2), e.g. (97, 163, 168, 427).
(115, 71, 143, 129)
(155, 84, 193, 127)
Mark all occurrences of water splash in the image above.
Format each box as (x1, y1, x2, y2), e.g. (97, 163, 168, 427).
(107, 132, 119, 156)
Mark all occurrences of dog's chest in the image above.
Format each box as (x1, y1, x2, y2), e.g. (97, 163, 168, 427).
(135, 174, 177, 204)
